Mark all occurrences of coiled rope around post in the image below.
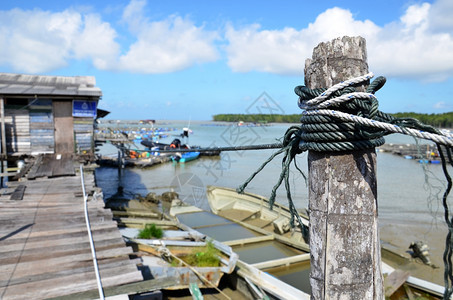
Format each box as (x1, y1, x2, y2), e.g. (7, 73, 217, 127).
(237, 72, 453, 299)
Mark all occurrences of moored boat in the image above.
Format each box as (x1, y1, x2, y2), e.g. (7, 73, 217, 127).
(141, 139, 221, 156)
(113, 196, 311, 299)
(206, 185, 447, 299)
(169, 198, 311, 299)
(207, 185, 309, 247)
(171, 151, 200, 163)
(121, 225, 238, 290)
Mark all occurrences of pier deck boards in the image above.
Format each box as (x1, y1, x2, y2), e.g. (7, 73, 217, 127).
(27, 154, 76, 179)
(0, 172, 143, 299)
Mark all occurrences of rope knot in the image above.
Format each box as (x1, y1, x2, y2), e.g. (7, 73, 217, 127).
(294, 73, 387, 152)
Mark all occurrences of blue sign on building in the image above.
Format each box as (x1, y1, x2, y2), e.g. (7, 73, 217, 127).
(73, 100, 97, 117)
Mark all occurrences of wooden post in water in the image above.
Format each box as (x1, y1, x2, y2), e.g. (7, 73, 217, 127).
(305, 36, 383, 299)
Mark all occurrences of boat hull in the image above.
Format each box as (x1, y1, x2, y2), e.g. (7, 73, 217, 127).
(172, 151, 200, 163)
(207, 185, 309, 236)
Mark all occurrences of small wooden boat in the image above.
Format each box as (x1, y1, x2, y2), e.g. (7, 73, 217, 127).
(114, 197, 310, 299)
(116, 199, 239, 290)
(169, 198, 311, 300)
(121, 226, 238, 290)
(206, 186, 446, 299)
(206, 185, 309, 248)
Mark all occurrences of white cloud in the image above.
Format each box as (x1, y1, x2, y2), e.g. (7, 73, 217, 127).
(73, 14, 120, 70)
(428, 0, 453, 33)
(368, 2, 453, 81)
(433, 101, 451, 110)
(117, 0, 219, 73)
(225, 24, 307, 75)
(400, 3, 429, 30)
(225, 8, 380, 76)
(2, 0, 453, 80)
(224, 3, 453, 82)
(0, 0, 219, 74)
(0, 8, 118, 73)
(0, 9, 74, 73)
(121, 0, 147, 34)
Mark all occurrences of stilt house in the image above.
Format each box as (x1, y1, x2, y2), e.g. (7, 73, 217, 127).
(0, 73, 103, 158)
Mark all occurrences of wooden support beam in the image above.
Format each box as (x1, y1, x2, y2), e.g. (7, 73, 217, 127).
(111, 210, 161, 219)
(223, 235, 275, 247)
(0, 172, 18, 178)
(219, 216, 309, 252)
(251, 253, 310, 270)
(305, 36, 383, 299)
(384, 270, 410, 297)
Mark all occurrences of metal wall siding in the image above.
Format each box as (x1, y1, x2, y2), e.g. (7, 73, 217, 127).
(4, 109, 31, 154)
(30, 110, 55, 153)
(74, 117, 94, 152)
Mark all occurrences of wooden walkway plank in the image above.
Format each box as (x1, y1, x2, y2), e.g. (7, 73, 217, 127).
(0, 223, 120, 243)
(0, 225, 121, 247)
(26, 155, 43, 179)
(0, 239, 135, 281)
(9, 185, 25, 200)
(0, 257, 142, 287)
(0, 171, 144, 300)
(0, 266, 143, 300)
(51, 153, 75, 177)
(47, 277, 179, 300)
(0, 218, 119, 238)
(0, 235, 126, 260)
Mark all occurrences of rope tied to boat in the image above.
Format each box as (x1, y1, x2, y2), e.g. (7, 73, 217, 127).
(236, 126, 307, 233)
(237, 72, 453, 298)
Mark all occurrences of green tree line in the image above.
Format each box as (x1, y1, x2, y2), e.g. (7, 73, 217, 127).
(212, 114, 301, 123)
(212, 112, 453, 128)
(390, 112, 453, 129)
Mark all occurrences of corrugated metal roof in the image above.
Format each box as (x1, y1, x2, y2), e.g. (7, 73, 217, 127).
(0, 73, 102, 97)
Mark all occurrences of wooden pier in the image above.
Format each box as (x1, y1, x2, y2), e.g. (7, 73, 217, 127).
(0, 157, 144, 299)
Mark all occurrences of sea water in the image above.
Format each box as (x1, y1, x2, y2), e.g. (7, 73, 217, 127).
(96, 121, 446, 215)
(95, 120, 450, 285)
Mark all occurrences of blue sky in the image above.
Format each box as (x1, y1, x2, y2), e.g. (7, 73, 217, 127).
(1, 0, 452, 120)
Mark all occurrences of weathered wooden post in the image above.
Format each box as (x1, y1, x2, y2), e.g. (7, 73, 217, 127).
(305, 36, 383, 299)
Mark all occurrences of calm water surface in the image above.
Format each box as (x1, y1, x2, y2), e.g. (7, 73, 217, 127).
(95, 120, 450, 286)
(96, 121, 446, 219)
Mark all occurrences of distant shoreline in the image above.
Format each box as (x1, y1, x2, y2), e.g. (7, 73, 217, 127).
(212, 112, 453, 128)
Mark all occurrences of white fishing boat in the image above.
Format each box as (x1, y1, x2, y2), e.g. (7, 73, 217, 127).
(207, 185, 309, 250)
(121, 225, 238, 290)
(114, 197, 311, 299)
(169, 198, 311, 300)
(206, 185, 447, 299)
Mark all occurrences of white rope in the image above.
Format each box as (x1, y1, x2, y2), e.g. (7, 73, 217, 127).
(298, 72, 453, 147)
(299, 72, 374, 108)
(301, 92, 377, 110)
(80, 165, 105, 300)
(303, 109, 453, 147)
